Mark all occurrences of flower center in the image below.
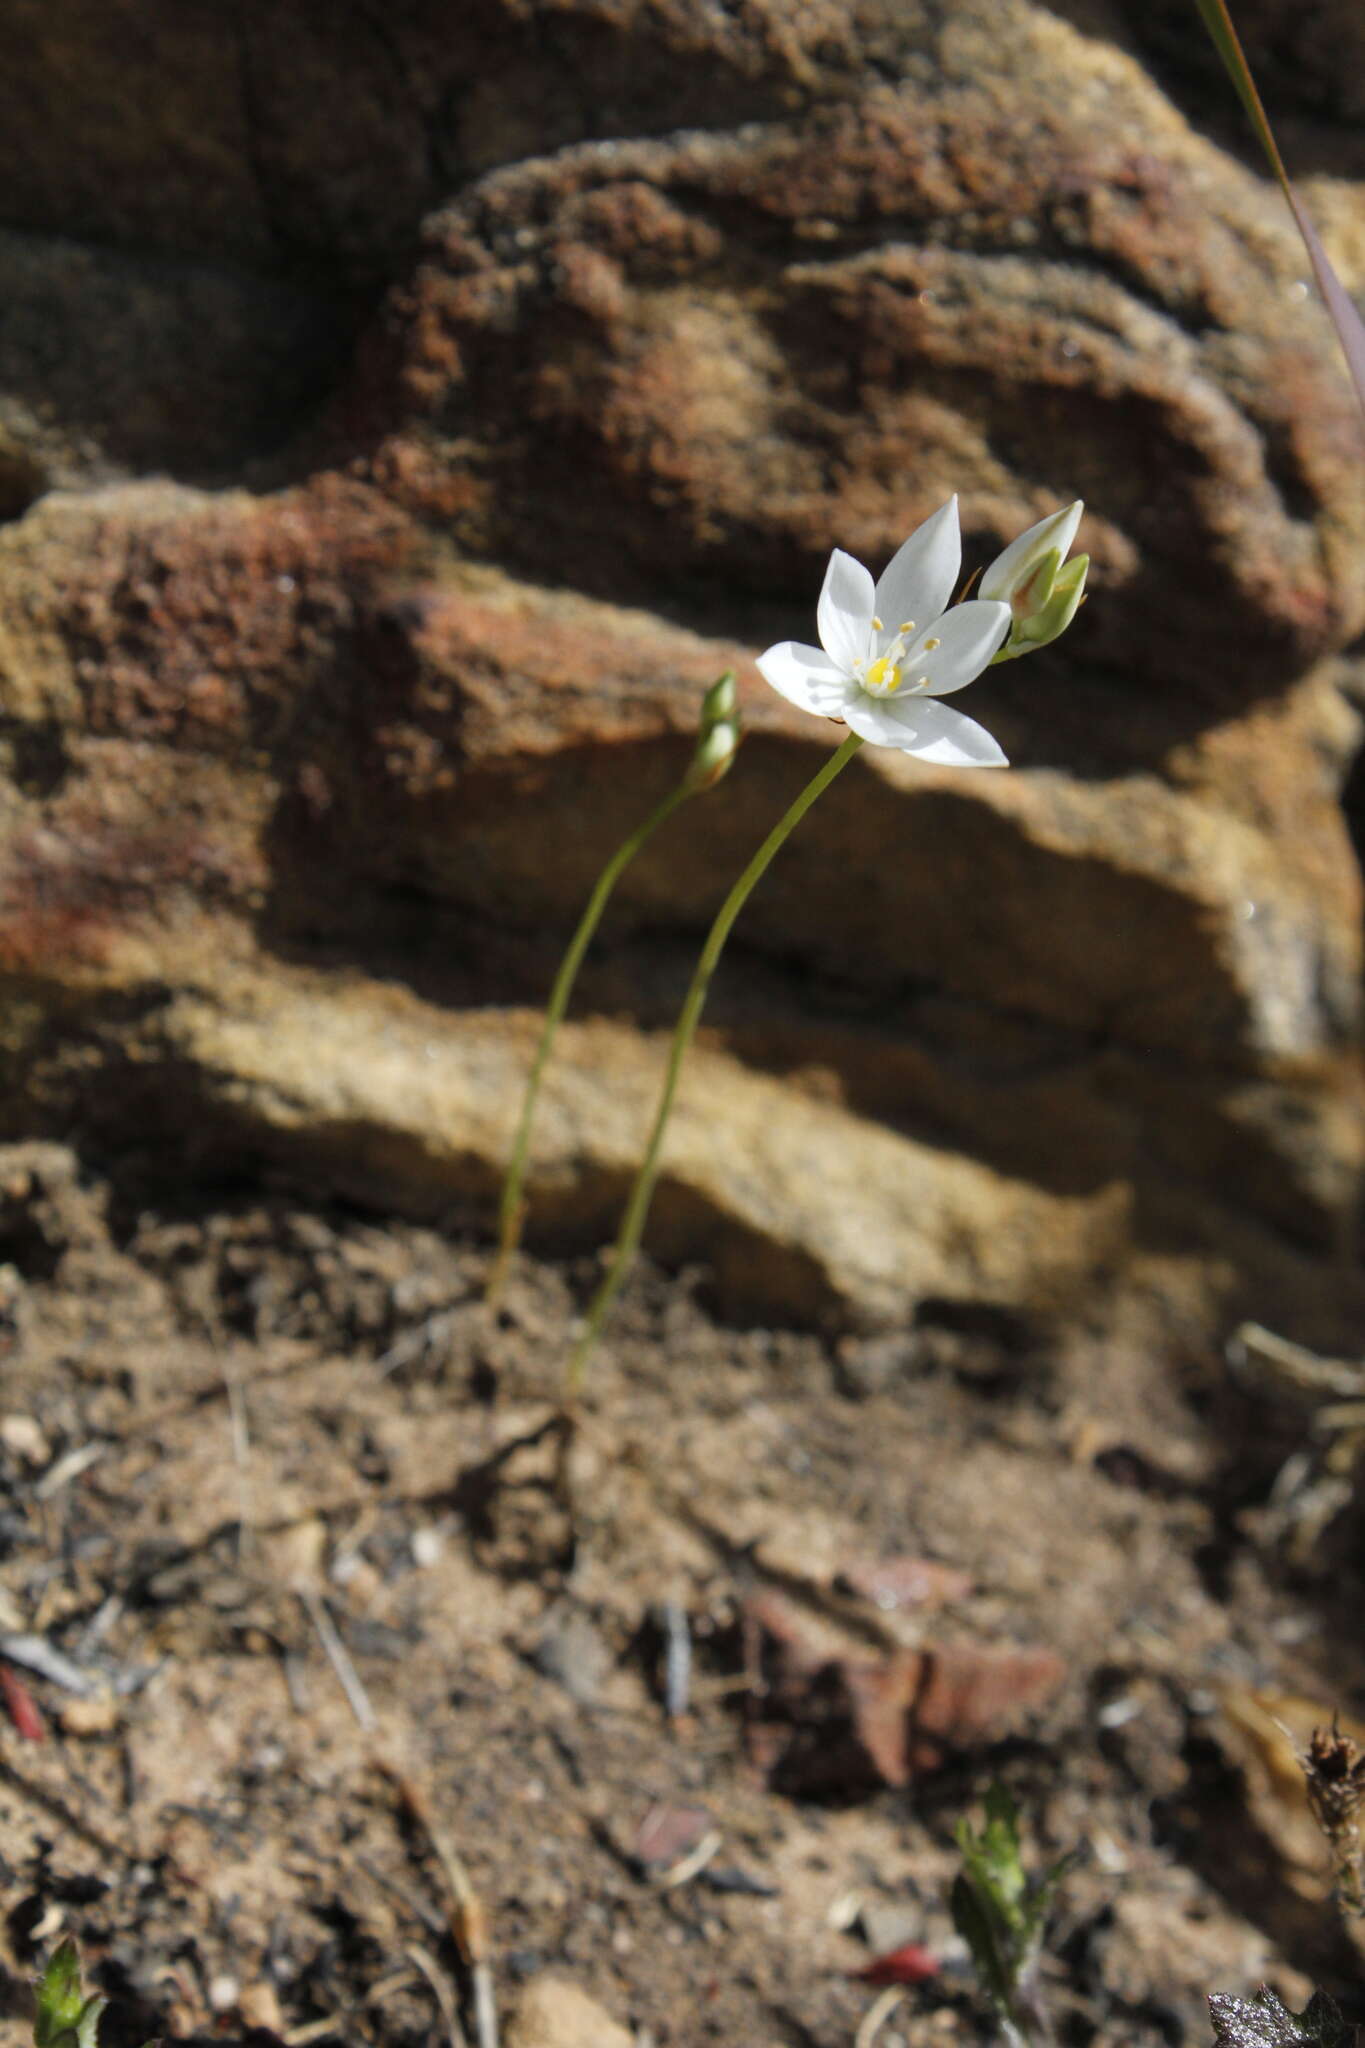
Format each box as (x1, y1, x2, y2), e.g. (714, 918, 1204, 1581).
(862, 652, 902, 696)
(855, 621, 938, 698)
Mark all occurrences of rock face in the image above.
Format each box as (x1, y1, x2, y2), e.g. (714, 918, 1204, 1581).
(1, 0, 1364, 1354)
(1120, 0, 1365, 127)
(354, 25, 1365, 706)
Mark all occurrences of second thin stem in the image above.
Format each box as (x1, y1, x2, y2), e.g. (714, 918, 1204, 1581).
(485, 776, 694, 1309)
(565, 731, 864, 1395)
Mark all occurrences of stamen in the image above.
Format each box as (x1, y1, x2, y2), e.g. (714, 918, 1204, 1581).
(862, 654, 903, 696)
(871, 615, 884, 632)
(923, 636, 940, 651)
(899, 621, 915, 634)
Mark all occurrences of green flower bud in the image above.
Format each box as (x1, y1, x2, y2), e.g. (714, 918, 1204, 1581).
(685, 715, 740, 792)
(1006, 552, 1088, 656)
(700, 670, 738, 732)
(982, 502, 1087, 662)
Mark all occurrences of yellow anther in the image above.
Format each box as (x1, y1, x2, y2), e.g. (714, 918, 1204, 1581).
(899, 621, 916, 634)
(872, 615, 884, 632)
(923, 636, 940, 651)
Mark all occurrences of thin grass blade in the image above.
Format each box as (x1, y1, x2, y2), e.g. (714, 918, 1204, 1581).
(1193, 0, 1365, 423)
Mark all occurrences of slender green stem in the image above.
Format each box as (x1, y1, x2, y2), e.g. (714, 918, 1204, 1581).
(486, 777, 694, 1308)
(565, 732, 864, 1395)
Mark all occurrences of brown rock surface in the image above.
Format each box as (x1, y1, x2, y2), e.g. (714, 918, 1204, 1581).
(0, 0, 878, 276)
(1119, 0, 1365, 128)
(350, 4, 1365, 705)
(0, 0, 1363, 1355)
(0, 230, 352, 497)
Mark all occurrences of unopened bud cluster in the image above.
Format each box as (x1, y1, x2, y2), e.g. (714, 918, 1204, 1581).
(685, 669, 741, 791)
(980, 501, 1089, 661)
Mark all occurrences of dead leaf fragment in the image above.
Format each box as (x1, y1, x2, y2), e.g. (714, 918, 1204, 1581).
(744, 1592, 1065, 1792)
(633, 1802, 716, 1875)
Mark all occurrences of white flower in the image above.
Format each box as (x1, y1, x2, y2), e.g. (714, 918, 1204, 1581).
(980, 500, 1088, 661)
(756, 498, 1011, 767)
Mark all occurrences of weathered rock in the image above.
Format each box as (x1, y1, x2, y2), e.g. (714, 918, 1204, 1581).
(350, 3, 1365, 708)
(21, 959, 1124, 1328)
(0, 473, 1362, 1340)
(0, 0, 935, 489)
(3, 483, 1357, 1061)
(0, 0, 942, 279)
(0, 0, 1363, 1357)
(0, 229, 353, 495)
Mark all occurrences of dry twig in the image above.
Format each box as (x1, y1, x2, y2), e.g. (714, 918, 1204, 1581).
(282, 1969, 421, 2046)
(0, 1632, 100, 1697)
(298, 1590, 377, 1733)
(854, 1985, 906, 2048)
(378, 1759, 499, 2048)
(406, 1943, 470, 2048)
(35, 1442, 107, 1501)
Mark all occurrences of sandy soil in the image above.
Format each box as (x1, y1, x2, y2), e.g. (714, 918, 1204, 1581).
(0, 1141, 1361, 2048)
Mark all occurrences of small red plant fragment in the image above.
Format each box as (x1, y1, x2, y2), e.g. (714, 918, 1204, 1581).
(0, 1663, 46, 1741)
(851, 1943, 941, 1986)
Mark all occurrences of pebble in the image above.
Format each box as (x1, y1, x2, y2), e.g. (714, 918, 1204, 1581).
(208, 1975, 240, 2015)
(58, 1696, 120, 1737)
(0, 1413, 49, 1465)
(238, 1981, 285, 2033)
(531, 1605, 611, 1706)
(504, 1975, 633, 2048)
(860, 1902, 924, 1956)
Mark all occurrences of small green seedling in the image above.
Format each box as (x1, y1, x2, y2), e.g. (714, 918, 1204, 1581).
(950, 1784, 1076, 2047)
(33, 1941, 110, 2048)
(32, 1939, 159, 2048)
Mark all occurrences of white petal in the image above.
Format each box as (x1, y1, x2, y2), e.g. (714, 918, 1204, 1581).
(850, 694, 1008, 767)
(756, 640, 851, 717)
(816, 550, 874, 671)
(872, 498, 961, 640)
(979, 501, 1083, 604)
(842, 692, 926, 748)
(902, 600, 1010, 694)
